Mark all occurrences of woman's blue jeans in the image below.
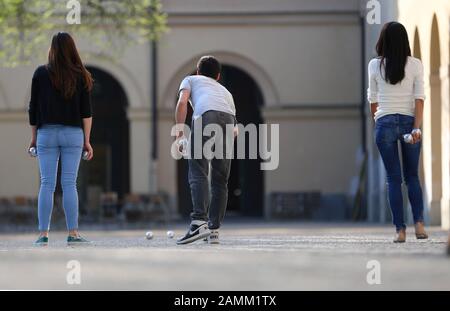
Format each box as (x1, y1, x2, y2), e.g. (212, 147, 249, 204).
(375, 114, 424, 231)
(37, 125, 83, 231)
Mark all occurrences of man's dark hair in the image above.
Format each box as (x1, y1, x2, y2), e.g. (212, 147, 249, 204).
(197, 55, 221, 79)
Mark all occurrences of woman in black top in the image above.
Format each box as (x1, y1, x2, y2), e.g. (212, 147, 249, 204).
(29, 32, 94, 245)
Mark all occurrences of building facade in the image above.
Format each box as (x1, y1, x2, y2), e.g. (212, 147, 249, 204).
(0, 0, 448, 228)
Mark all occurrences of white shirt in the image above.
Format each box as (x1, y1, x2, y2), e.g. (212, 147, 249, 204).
(179, 75, 236, 119)
(367, 56, 425, 121)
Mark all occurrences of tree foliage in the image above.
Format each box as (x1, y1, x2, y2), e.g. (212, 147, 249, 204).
(0, 0, 167, 67)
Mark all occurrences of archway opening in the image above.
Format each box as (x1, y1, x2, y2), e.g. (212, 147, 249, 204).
(177, 65, 265, 218)
(409, 26, 430, 224)
(413, 27, 426, 189)
(428, 14, 442, 223)
(413, 28, 422, 60)
(79, 66, 130, 216)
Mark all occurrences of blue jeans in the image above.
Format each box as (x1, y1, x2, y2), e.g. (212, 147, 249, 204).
(36, 125, 84, 231)
(375, 114, 424, 231)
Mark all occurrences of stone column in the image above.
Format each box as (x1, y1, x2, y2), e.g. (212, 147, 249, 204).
(127, 107, 151, 195)
(427, 72, 443, 225)
(441, 65, 450, 230)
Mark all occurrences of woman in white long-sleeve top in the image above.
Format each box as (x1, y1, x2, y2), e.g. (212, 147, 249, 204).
(368, 22, 428, 243)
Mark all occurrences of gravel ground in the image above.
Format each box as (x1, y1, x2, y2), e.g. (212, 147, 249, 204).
(0, 222, 449, 290)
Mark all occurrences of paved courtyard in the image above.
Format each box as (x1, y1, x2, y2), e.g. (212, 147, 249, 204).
(0, 222, 449, 290)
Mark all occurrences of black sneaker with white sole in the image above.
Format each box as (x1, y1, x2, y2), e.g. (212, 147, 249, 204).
(177, 222, 211, 245)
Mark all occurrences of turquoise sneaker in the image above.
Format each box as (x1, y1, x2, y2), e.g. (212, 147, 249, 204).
(67, 235, 91, 245)
(34, 236, 49, 246)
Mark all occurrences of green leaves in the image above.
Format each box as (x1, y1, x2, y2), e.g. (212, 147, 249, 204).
(0, 0, 167, 67)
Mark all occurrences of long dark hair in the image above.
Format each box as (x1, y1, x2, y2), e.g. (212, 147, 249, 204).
(47, 32, 93, 99)
(376, 22, 411, 85)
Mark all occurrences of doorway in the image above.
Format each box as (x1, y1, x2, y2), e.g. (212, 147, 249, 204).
(177, 65, 264, 217)
(79, 66, 130, 214)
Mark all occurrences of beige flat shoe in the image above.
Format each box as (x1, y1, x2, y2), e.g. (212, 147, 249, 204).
(415, 222, 428, 240)
(394, 228, 406, 243)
